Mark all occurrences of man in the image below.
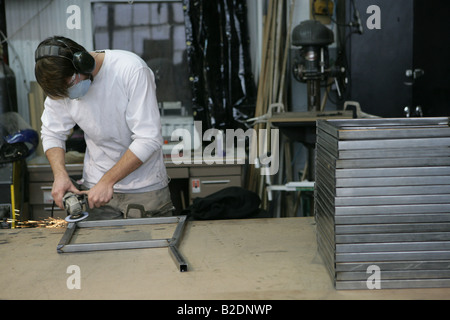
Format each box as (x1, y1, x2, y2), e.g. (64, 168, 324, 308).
(35, 36, 173, 218)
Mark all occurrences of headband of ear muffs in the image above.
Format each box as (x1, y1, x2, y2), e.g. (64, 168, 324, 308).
(35, 39, 96, 74)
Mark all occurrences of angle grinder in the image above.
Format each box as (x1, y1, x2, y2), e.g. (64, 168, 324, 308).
(63, 192, 89, 223)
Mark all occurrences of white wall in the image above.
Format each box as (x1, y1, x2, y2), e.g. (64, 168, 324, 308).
(246, 0, 264, 86)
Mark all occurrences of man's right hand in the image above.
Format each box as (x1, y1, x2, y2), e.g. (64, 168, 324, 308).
(51, 175, 81, 210)
(45, 147, 81, 210)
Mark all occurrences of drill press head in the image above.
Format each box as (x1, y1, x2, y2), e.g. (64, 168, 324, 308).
(292, 20, 334, 82)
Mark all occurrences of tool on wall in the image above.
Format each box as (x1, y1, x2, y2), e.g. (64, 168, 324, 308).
(292, 19, 345, 111)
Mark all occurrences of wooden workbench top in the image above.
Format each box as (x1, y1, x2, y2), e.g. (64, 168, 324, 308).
(1, 217, 449, 300)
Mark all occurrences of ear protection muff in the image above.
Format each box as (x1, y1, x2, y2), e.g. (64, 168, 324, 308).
(35, 39, 96, 74)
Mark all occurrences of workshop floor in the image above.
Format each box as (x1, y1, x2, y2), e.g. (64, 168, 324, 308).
(1, 217, 449, 300)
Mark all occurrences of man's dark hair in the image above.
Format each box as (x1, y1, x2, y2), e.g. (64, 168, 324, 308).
(34, 36, 88, 99)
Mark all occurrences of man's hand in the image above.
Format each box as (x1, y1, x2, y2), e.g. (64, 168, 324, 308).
(46, 147, 81, 209)
(52, 175, 80, 209)
(81, 181, 114, 209)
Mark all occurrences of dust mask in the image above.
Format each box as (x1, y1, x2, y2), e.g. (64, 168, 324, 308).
(67, 74, 91, 99)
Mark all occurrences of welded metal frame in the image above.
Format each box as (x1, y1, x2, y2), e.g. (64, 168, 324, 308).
(57, 216, 188, 272)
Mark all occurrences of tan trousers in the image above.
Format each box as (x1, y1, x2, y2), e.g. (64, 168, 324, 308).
(84, 186, 174, 220)
(108, 186, 174, 218)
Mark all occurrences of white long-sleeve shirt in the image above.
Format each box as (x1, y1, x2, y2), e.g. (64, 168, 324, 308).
(41, 49, 168, 193)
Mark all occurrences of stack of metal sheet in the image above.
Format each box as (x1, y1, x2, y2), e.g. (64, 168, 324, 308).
(315, 117, 450, 290)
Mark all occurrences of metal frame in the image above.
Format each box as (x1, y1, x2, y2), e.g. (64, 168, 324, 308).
(57, 216, 188, 272)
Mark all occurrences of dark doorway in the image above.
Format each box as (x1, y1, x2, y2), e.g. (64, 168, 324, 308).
(340, 0, 450, 117)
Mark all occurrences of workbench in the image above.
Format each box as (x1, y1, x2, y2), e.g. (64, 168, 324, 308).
(1, 217, 449, 300)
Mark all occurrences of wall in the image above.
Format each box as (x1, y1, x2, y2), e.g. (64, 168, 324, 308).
(246, 0, 263, 86)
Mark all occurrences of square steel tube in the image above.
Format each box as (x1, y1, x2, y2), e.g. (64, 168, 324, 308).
(57, 216, 188, 272)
